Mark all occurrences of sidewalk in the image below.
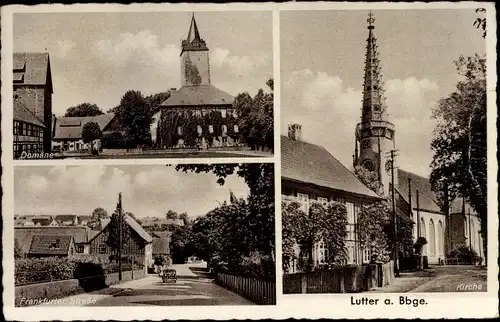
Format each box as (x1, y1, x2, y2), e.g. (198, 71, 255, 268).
(36, 275, 157, 306)
(365, 270, 436, 293)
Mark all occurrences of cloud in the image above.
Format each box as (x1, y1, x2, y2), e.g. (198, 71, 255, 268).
(26, 175, 48, 191)
(211, 48, 270, 77)
(282, 69, 440, 177)
(15, 166, 249, 219)
(53, 39, 76, 58)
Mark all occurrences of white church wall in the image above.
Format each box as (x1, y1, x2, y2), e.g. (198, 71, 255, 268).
(417, 210, 446, 265)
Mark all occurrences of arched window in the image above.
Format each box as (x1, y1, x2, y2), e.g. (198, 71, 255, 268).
(438, 220, 444, 256)
(429, 219, 436, 256)
(420, 218, 427, 255)
(471, 221, 476, 251)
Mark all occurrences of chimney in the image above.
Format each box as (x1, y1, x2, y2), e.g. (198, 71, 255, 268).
(170, 88, 177, 91)
(288, 123, 302, 141)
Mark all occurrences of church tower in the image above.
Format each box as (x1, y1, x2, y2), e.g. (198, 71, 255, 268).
(180, 14, 211, 86)
(354, 12, 396, 195)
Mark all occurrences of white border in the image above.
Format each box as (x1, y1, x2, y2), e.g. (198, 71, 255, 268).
(2, 1, 498, 320)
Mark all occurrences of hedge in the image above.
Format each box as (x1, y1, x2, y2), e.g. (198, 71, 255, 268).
(15, 256, 144, 286)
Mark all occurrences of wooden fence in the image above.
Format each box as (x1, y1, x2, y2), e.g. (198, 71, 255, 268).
(215, 272, 276, 305)
(283, 261, 394, 294)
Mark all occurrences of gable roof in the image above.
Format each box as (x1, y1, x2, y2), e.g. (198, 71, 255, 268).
(29, 235, 73, 256)
(15, 226, 89, 255)
(13, 52, 52, 91)
(449, 197, 476, 215)
(53, 113, 115, 140)
(141, 218, 184, 227)
(151, 231, 172, 239)
(152, 237, 170, 255)
(14, 100, 46, 127)
(160, 85, 234, 109)
(55, 214, 77, 222)
(94, 215, 153, 243)
(281, 135, 380, 199)
(396, 169, 442, 214)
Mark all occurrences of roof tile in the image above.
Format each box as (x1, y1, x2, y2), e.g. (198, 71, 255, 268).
(281, 135, 380, 199)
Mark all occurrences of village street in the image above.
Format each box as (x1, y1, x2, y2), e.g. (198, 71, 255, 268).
(367, 265, 487, 293)
(37, 263, 253, 306)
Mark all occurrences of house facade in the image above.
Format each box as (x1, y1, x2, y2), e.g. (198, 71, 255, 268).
(13, 52, 53, 154)
(282, 128, 382, 273)
(13, 100, 46, 158)
(449, 198, 484, 260)
(150, 15, 240, 149)
(87, 215, 153, 268)
(52, 113, 118, 152)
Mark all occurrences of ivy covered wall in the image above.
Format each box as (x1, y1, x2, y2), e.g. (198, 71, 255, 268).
(157, 109, 241, 148)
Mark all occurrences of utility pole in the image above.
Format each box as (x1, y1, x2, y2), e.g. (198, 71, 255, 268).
(416, 189, 421, 269)
(118, 192, 123, 281)
(387, 149, 399, 277)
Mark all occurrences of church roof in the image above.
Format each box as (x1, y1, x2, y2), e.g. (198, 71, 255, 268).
(281, 135, 381, 200)
(13, 52, 53, 92)
(159, 85, 234, 109)
(14, 100, 45, 127)
(396, 169, 442, 214)
(53, 113, 116, 140)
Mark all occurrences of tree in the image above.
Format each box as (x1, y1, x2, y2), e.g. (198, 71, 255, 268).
(234, 79, 274, 152)
(430, 54, 487, 259)
(166, 210, 178, 220)
(106, 194, 131, 261)
(146, 91, 171, 111)
(281, 200, 347, 272)
(81, 121, 102, 145)
(473, 8, 486, 39)
(88, 207, 109, 230)
(65, 103, 104, 117)
(175, 163, 275, 278)
(115, 90, 154, 147)
(179, 212, 189, 225)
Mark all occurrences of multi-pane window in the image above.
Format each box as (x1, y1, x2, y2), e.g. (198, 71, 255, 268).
(197, 125, 202, 135)
(346, 202, 356, 241)
(99, 244, 107, 254)
(227, 109, 233, 118)
(318, 197, 328, 205)
(234, 125, 239, 133)
(297, 193, 309, 213)
(14, 121, 19, 135)
(222, 125, 228, 133)
(221, 109, 227, 118)
(208, 125, 214, 133)
(363, 248, 371, 264)
(177, 126, 183, 135)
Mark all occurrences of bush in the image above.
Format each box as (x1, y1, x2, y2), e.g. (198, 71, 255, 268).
(101, 132, 134, 149)
(15, 255, 143, 286)
(15, 257, 76, 286)
(212, 251, 275, 281)
(446, 244, 478, 264)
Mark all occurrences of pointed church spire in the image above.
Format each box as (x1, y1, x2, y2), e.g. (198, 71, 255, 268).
(181, 13, 208, 55)
(361, 11, 387, 124)
(187, 13, 201, 44)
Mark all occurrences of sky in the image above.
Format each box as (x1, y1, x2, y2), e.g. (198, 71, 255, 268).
(281, 9, 486, 177)
(14, 165, 250, 219)
(13, 11, 273, 116)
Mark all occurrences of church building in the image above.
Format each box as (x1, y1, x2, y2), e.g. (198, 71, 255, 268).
(352, 13, 484, 265)
(150, 15, 239, 149)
